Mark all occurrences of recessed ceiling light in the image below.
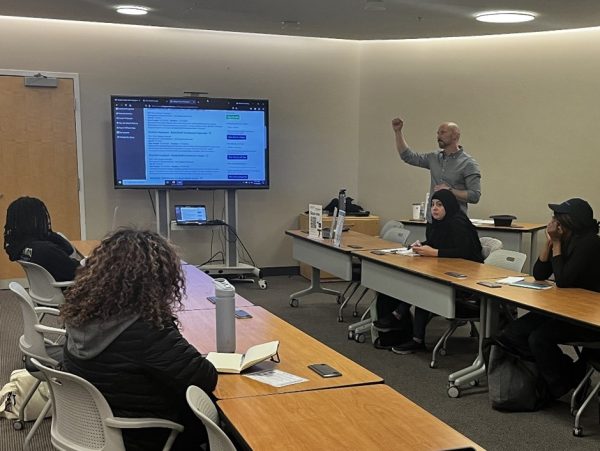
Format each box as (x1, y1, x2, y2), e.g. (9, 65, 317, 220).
(116, 5, 149, 16)
(475, 11, 536, 24)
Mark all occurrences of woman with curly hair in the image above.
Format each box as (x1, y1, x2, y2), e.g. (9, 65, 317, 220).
(4, 196, 81, 281)
(62, 228, 217, 451)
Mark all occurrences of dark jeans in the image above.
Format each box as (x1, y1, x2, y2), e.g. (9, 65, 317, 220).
(497, 312, 600, 399)
(376, 294, 430, 341)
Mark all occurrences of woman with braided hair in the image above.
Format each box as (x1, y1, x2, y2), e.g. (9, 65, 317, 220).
(4, 196, 80, 281)
(62, 228, 217, 451)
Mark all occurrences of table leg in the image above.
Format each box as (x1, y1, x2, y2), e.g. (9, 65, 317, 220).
(447, 297, 495, 396)
(289, 266, 341, 307)
(529, 230, 540, 274)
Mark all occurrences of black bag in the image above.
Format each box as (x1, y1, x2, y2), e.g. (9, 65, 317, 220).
(487, 343, 549, 411)
(323, 197, 369, 216)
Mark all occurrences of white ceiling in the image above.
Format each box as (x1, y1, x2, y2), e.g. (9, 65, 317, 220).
(2, 0, 600, 40)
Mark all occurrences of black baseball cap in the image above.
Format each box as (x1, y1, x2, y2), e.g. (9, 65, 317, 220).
(548, 198, 594, 229)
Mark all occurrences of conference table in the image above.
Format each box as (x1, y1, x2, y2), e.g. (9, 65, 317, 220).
(458, 276, 600, 330)
(181, 264, 254, 310)
(285, 229, 399, 319)
(402, 219, 546, 273)
(179, 305, 383, 400)
(353, 250, 525, 395)
(179, 262, 482, 450)
(218, 384, 484, 451)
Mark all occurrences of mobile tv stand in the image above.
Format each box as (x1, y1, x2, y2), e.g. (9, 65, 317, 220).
(156, 189, 267, 289)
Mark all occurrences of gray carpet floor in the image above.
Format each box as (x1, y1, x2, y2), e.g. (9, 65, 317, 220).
(1, 275, 599, 450)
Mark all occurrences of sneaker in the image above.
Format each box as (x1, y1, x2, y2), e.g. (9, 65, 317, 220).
(391, 340, 426, 355)
(373, 315, 402, 330)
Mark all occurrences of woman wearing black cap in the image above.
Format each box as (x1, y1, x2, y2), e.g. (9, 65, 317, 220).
(496, 198, 600, 400)
(375, 189, 483, 354)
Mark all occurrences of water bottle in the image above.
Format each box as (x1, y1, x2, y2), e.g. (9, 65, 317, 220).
(214, 278, 236, 353)
(338, 189, 347, 213)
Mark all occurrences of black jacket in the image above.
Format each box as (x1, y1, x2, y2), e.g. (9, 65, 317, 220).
(63, 319, 218, 451)
(424, 216, 484, 262)
(533, 231, 600, 291)
(17, 232, 79, 281)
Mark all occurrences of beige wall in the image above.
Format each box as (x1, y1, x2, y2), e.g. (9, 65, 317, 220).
(3, 16, 600, 268)
(0, 17, 360, 267)
(358, 29, 600, 230)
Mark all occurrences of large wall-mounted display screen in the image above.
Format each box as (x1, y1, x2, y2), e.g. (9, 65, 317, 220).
(112, 95, 269, 189)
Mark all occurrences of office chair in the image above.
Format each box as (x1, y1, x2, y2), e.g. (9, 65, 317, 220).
(479, 237, 503, 259)
(18, 260, 74, 308)
(7, 282, 65, 449)
(430, 247, 527, 369)
(30, 358, 184, 451)
(379, 219, 405, 238)
(347, 226, 410, 343)
(566, 344, 600, 437)
(337, 222, 407, 322)
(186, 385, 236, 451)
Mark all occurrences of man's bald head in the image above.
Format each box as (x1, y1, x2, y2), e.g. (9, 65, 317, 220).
(437, 122, 461, 152)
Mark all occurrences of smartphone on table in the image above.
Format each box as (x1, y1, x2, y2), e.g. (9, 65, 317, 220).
(308, 363, 342, 378)
(235, 309, 253, 319)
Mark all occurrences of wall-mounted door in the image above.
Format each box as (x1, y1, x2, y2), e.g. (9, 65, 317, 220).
(0, 74, 81, 281)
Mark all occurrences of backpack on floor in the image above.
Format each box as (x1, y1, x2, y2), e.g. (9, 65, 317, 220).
(0, 369, 51, 421)
(487, 343, 549, 412)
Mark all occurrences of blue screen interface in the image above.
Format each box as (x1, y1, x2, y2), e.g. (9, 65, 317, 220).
(112, 96, 269, 188)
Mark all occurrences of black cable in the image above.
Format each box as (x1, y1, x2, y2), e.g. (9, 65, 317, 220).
(222, 223, 258, 268)
(147, 190, 156, 215)
(198, 251, 225, 267)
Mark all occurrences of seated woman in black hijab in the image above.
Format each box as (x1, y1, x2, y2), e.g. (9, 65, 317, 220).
(375, 189, 483, 354)
(4, 196, 81, 281)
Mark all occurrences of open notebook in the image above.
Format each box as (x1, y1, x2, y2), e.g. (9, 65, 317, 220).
(205, 341, 280, 374)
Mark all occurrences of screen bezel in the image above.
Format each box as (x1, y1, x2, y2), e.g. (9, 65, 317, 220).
(111, 95, 269, 190)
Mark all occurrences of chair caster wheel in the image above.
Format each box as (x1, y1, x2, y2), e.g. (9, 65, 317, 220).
(290, 298, 299, 308)
(337, 316, 344, 323)
(352, 311, 358, 317)
(348, 331, 355, 340)
(573, 427, 583, 437)
(258, 279, 267, 289)
(470, 380, 479, 387)
(355, 333, 365, 343)
(13, 420, 24, 430)
(439, 348, 447, 356)
(447, 385, 461, 398)
(430, 361, 437, 369)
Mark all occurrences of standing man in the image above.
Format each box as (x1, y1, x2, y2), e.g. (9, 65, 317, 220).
(392, 117, 481, 221)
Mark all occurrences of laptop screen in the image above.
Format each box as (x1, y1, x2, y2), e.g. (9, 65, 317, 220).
(175, 205, 207, 224)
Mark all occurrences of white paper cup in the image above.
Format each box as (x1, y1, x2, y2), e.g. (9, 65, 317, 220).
(412, 203, 421, 220)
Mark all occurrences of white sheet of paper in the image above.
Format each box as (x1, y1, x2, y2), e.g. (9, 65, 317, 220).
(379, 247, 419, 256)
(497, 276, 525, 284)
(244, 369, 308, 387)
(308, 204, 323, 239)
